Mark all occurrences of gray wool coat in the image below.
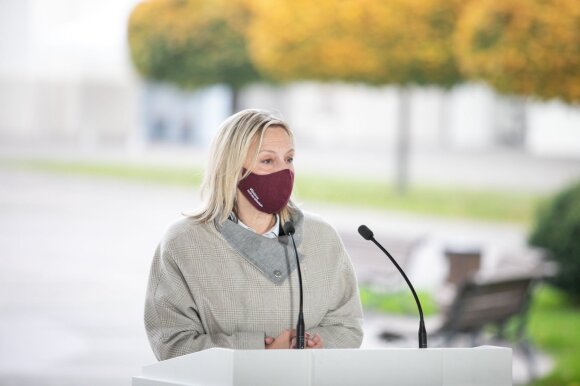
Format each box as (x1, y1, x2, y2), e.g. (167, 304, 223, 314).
(144, 209, 363, 360)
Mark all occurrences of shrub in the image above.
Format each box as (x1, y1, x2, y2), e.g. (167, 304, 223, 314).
(529, 180, 580, 299)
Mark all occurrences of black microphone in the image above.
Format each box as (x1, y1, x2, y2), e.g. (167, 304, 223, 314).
(358, 224, 428, 348)
(284, 220, 305, 349)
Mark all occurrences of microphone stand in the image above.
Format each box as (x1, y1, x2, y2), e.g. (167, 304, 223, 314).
(284, 221, 305, 349)
(289, 232, 305, 349)
(359, 225, 427, 348)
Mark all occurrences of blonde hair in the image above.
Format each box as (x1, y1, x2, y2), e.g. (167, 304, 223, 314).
(190, 109, 296, 224)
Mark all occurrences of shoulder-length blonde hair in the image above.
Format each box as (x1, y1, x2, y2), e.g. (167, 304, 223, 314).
(190, 109, 297, 225)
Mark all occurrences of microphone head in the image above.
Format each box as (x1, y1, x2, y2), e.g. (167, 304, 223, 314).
(283, 221, 296, 235)
(358, 225, 374, 240)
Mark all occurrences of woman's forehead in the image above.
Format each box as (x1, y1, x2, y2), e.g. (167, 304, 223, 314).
(256, 127, 293, 150)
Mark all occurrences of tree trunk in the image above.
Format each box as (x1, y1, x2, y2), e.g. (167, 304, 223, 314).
(231, 87, 241, 114)
(513, 96, 527, 148)
(395, 87, 411, 195)
(438, 89, 451, 149)
(494, 94, 528, 148)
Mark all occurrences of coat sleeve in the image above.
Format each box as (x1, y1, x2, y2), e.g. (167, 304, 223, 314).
(144, 242, 265, 360)
(306, 237, 364, 348)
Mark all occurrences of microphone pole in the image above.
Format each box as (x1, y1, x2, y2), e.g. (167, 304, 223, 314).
(284, 221, 305, 349)
(358, 225, 428, 348)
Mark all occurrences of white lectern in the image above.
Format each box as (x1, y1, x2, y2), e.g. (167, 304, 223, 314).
(133, 346, 512, 386)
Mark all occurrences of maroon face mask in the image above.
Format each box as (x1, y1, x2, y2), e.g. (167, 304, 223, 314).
(237, 168, 294, 214)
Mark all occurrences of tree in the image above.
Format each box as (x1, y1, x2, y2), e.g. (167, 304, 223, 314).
(248, 0, 463, 86)
(529, 180, 580, 299)
(247, 0, 465, 193)
(455, 0, 580, 104)
(128, 0, 261, 112)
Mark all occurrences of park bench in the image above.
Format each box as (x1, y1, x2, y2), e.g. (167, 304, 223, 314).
(375, 248, 555, 378)
(433, 247, 555, 344)
(434, 274, 537, 346)
(431, 260, 555, 378)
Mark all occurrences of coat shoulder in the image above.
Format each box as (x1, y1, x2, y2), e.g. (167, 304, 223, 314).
(160, 216, 214, 248)
(302, 211, 339, 236)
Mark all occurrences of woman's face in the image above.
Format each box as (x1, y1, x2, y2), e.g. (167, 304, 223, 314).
(244, 126, 294, 175)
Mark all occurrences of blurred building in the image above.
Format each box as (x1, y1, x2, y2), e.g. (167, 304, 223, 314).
(241, 82, 580, 158)
(0, 0, 140, 149)
(0, 0, 579, 159)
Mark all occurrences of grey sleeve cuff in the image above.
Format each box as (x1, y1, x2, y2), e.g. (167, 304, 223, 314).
(307, 323, 364, 349)
(235, 331, 267, 349)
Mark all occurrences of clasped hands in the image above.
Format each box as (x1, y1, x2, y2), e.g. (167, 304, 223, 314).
(265, 329, 323, 349)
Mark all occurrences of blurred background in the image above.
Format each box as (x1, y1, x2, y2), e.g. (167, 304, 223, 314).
(1, 0, 579, 385)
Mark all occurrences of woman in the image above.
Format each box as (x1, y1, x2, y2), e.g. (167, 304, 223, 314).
(145, 109, 363, 360)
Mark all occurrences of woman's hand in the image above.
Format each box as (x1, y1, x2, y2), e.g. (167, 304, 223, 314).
(305, 333, 323, 349)
(265, 330, 324, 349)
(288, 331, 324, 349)
(265, 329, 293, 349)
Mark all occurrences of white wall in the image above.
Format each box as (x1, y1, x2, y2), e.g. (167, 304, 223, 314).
(527, 100, 580, 158)
(0, 0, 140, 147)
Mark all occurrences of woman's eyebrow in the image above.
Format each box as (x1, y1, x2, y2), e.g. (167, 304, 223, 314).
(258, 148, 295, 154)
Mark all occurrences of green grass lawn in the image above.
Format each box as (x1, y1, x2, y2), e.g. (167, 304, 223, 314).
(0, 158, 543, 224)
(0, 159, 204, 186)
(528, 286, 580, 385)
(295, 174, 541, 224)
(359, 286, 438, 316)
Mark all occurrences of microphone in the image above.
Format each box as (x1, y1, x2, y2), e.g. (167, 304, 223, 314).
(283, 220, 305, 349)
(358, 225, 428, 348)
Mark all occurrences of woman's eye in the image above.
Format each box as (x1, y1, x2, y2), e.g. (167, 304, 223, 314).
(287, 157, 294, 163)
(261, 159, 272, 164)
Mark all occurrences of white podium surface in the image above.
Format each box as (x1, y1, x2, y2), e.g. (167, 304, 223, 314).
(133, 346, 512, 386)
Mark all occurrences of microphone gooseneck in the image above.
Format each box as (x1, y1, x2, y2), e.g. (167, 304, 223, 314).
(357, 225, 428, 348)
(284, 221, 305, 349)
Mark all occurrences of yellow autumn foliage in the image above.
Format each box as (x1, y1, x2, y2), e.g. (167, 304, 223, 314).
(455, 0, 580, 103)
(128, 0, 260, 89)
(246, 0, 464, 87)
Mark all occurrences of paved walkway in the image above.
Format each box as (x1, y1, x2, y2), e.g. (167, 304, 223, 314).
(0, 167, 553, 385)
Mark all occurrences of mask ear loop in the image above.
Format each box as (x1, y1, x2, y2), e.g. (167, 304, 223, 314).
(240, 167, 251, 179)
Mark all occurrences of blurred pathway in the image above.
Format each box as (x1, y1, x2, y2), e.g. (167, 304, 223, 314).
(0, 169, 194, 385)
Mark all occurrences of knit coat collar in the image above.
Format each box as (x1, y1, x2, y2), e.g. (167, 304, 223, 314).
(215, 209, 304, 284)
